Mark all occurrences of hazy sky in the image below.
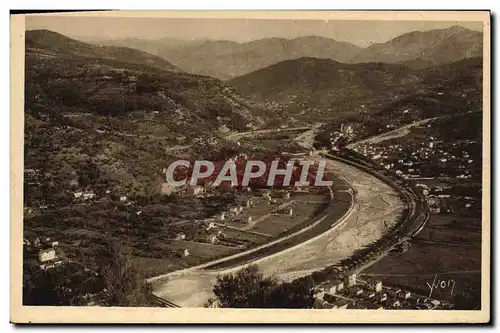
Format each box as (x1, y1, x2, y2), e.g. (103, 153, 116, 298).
(25, 16, 483, 47)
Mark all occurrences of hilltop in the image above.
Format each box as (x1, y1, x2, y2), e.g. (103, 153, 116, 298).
(26, 29, 181, 72)
(227, 57, 419, 126)
(97, 26, 482, 79)
(354, 25, 483, 65)
(227, 56, 482, 128)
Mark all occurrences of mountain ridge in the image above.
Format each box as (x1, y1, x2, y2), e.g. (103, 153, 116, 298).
(26, 29, 181, 72)
(227, 55, 482, 127)
(93, 25, 482, 78)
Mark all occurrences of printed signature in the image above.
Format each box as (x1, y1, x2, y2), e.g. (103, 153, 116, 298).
(426, 274, 455, 298)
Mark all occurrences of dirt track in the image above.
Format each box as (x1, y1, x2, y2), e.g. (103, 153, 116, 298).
(151, 158, 404, 307)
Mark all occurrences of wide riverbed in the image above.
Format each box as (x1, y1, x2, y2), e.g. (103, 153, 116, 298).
(151, 157, 404, 307)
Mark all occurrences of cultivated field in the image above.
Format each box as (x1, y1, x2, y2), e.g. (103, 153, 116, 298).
(361, 242, 481, 309)
(360, 205, 482, 309)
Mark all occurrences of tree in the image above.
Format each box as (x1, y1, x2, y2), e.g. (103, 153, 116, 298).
(98, 242, 152, 307)
(22, 263, 104, 306)
(78, 161, 100, 187)
(208, 265, 277, 308)
(207, 265, 315, 308)
(268, 278, 315, 308)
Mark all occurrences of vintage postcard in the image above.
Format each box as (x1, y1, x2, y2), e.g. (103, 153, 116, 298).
(10, 10, 490, 323)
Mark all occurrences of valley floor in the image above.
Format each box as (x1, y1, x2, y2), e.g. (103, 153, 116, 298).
(151, 157, 404, 307)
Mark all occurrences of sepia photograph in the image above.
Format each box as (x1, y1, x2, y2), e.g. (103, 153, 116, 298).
(10, 10, 490, 323)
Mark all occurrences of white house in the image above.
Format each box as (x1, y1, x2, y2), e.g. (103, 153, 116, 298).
(346, 273, 357, 287)
(38, 248, 56, 263)
(207, 233, 218, 244)
(82, 191, 95, 200)
(175, 233, 186, 240)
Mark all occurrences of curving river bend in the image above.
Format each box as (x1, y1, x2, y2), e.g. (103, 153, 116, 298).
(150, 156, 405, 307)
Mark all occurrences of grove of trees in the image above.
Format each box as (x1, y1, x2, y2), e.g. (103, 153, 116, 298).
(206, 265, 314, 308)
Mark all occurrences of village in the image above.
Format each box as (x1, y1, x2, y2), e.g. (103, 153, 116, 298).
(313, 271, 453, 310)
(158, 184, 332, 263)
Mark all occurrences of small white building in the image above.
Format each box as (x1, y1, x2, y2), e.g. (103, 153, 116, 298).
(187, 186, 205, 197)
(208, 234, 218, 245)
(370, 281, 383, 292)
(332, 279, 344, 291)
(346, 273, 357, 287)
(120, 196, 127, 202)
(82, 191, 95, 200)
(38, 248, 56, 263)
(175, 233, 186, 240)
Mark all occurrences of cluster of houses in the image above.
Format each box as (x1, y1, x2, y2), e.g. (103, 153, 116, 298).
(313, 273, 446, 310)
(351, 134, 478, 181)
(193, 136, 220, 146)
(72, 189, 129, 204)
(73, 190, 96, 201)
(415, 183, 478, 215)
(325, 123, 357, 151)
(173, 189, 295, 256)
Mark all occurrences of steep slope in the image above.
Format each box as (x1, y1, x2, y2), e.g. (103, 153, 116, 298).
(158, 36, 363, 79)
(26, 30, 181, 72)
(24, 31, 266, 205)
(354, 26, 483, 66)
(228, 57, 419, 124)
(311, 57, 483, 148)
(228, 56, 482, 128)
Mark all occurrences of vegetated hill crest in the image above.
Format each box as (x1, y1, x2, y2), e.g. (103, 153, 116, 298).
(26, 29, 181, 72)
(227, 56, 482, 128)
(98, 25, 482, 79)
(353, 25, 483, 65)
(227, 57, 417, 100)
